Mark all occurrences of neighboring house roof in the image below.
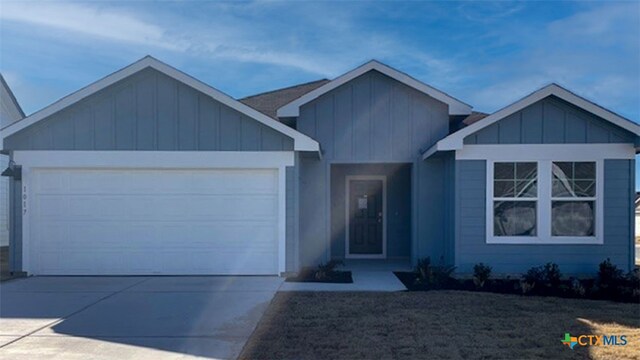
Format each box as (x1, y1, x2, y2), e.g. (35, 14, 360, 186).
(277, 60, 473, 118)
(0, 56, 320, 152)
(423, 83, 640, 159)
(0, 74, 25, 128)
(240, 79, 330, 119)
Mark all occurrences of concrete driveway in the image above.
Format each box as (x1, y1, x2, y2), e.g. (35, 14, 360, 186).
(0, 276, 283, 359)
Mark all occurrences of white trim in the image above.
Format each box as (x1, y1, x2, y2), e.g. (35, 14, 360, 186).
(424, 83, 640, 158)
(456, 144, 635, 161)
(16, 150, 293, 275)
(277, 165, 287, 274)
(0, 56, 320, 152)
(345, 175, 387, 259)
(13, 151, 294, 168)
(486, 159, 604, 245)
(277, 60, 472, 117)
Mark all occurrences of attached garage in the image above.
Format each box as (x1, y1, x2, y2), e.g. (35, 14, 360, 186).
(15, 151, 294, 275)
(31, 168, 279, 275)
(1, 57, 319, 276)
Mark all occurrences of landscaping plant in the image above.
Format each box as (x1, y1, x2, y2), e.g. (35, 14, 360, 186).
(315, 260, 344, 281)
(595, 258, 625, 297)
(414, 257, 456, 289)
(472, 263, 492, 289)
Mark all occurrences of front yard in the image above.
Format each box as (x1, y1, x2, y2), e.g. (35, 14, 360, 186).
(240, 291, 639, 360)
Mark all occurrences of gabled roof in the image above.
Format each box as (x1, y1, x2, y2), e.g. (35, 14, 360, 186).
(0, 74, 25, 127)
(277, 60, 472, 118)
(0, 56, 320, 152)
(240, 79, 330, 120)
(423, 83, 640, 159)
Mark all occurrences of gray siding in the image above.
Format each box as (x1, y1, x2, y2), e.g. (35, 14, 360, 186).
(9, 178, 21, 272)
(455, 159, 634, 274)
(416, 158, 448, 263)
(464, 96, 635, 145)
(299, 154, 329, 266)
(4, 68, 293, 151)
(296, 70, 451, 267)
(285, 158, 299, 273)
(297, 70, 449, 161)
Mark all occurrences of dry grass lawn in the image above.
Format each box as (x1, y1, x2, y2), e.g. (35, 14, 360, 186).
(240, 291, 639, 360)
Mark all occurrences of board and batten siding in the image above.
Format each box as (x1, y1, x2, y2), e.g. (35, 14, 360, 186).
(454, 159, 634, 274)
(3, 68, 294, 151)
(297, 70, 449, 162)
(464, 96, 635, 145)
(4, 67, 300, 273)
(296, 70, 451, 266)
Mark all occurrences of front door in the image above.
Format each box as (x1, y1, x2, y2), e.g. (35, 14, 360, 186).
(347, 178, 384, 257)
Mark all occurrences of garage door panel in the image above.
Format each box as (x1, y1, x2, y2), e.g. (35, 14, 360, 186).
(31, 168, 280, 275)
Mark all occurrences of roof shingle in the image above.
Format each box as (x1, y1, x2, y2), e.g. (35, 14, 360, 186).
(239, 79, 330, 119)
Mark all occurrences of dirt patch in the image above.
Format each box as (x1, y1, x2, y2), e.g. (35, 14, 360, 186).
(239, 291, 639, 360)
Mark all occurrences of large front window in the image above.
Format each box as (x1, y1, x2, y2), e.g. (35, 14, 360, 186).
(487, 159, 601, 244)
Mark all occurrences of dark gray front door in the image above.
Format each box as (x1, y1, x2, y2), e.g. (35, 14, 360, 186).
(348, 179, 383, 256)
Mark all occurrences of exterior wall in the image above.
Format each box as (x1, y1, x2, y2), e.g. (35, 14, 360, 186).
(0, 156, 9, 247)
(285, 155, 299, 273)
(297, 70, 449, 161)
(330, 164, 411, 259)
(9, 178, 21, 272)
(4, 68, 293, 151)
(3, 68, 298, 274)
(296, 70, 451, 267)
(464, 96, 635, 145)
(455, 159, 634, 274)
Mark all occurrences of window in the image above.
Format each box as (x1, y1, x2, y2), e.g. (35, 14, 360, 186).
(551, 162, 596, 237)
(486, 158, 602, 245)
(493, 162, 537, 236)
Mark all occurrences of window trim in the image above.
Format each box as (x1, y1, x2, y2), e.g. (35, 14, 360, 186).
(486, 159, 604, 245)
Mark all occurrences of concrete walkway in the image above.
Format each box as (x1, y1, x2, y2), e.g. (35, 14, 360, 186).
(0, 276, 283, 360)
(279, 269, 408, 292)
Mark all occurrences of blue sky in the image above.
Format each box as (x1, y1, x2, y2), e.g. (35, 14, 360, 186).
(1, 1, 639, 182)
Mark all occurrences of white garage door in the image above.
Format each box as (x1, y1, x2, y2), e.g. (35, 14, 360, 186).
(31, 168, 279, 275)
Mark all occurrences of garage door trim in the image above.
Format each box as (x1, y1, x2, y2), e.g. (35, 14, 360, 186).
(14, 150, 294, 275)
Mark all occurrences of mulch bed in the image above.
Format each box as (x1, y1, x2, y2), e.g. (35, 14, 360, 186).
(394, 271, 638, 303)
(285, 268, 353, 283)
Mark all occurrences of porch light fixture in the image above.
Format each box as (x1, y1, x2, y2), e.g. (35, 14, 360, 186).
(1, 160, 21, 180)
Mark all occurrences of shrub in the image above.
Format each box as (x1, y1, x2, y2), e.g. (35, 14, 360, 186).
(520, 263, 562, 295)
(595, 258, 625, 295)
(315, 260, 344, 280)
(622, 268, 640, 301)
(521, 266, 544, 294)
(625, 268, 639, 289)
(473, 263, 492, 289)
(543, 262, 562, 288)
(414, 257, 456, 288)
(570, 278, 586, 297)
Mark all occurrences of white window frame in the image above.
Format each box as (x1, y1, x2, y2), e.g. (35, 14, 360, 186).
(489, 161, 540, 242)
(550, 161, 598, 239)
(454, 144, 635, 245)
(486, 159, 603, 244)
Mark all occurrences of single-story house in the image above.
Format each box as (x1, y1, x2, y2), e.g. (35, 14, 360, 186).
(1, 56, 638, 276)
(0, 75, 24, 248)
